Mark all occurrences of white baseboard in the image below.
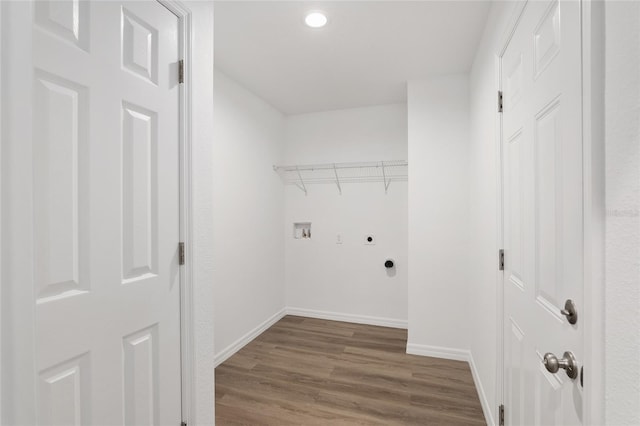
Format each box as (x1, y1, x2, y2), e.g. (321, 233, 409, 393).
(286, 307, 408, 329)
(214, 307, 287, 367)
(406, 343, 493, 426)
(468, 352, 495, 426)
(405, 343, 470, 362)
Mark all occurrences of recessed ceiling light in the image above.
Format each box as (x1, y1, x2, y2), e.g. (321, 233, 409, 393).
(305, 12, 327, 28)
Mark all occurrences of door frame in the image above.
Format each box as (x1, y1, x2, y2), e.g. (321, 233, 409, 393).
(157, 1, 195, 423)
(579, 0, 605, 423)
(0, 1, 197, 423)
(495, 2, 527, 422)
(156, 1, 196, 423)
(0, 2, 4, 422)
(494, 0, 605, 424)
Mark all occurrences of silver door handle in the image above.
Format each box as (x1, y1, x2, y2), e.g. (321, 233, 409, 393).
(543, 351, 578, 379)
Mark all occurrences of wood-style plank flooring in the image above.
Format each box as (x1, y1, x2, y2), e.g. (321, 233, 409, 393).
(215, 316, 485, 425)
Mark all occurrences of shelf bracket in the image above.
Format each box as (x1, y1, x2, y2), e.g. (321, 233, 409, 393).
(295, 166, 307, 195)
(381, 161, 390, 194)
(333, 163, 342, 195)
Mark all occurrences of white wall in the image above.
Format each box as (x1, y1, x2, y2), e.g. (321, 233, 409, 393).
(283, 105, 408, 164)
(406, 75, 471, 355)
(284, 105, 408, 326)
(212, 70, 286, 363)
(467, 2, 516, 424)
(605, 2, 640, 424)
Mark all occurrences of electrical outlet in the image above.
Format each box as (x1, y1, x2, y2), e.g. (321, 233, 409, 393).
(364, 234, 375, 245)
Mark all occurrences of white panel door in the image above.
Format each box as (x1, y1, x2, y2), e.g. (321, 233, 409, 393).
(501, 0, 583, 424)
(2, 1, 181, 424)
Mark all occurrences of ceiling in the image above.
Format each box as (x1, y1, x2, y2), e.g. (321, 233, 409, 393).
(214, 1, 491, 115)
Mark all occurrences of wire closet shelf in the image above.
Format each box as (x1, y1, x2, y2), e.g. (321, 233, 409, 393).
(273, 160, 408, 195)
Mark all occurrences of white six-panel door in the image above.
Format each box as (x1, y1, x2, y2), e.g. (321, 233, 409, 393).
(2, 1, 182, 424)
(501, 1, 583, 424)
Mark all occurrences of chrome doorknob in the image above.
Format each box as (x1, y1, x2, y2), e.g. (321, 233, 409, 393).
(543, 351, 579, 379)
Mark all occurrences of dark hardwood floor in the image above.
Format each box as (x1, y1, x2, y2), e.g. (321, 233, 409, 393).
(215, 315, 485, 425)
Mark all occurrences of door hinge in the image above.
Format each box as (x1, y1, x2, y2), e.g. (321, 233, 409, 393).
(499, 404, 505, 426)
(178, 59, 184, 84)
(498, 249, 505, 271)
(179, 242, 185, 266)
(498, 90, 504, 113)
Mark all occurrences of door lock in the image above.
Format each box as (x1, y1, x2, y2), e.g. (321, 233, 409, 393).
(560, 299, 578, 324)
(543, 351, 579, 379)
